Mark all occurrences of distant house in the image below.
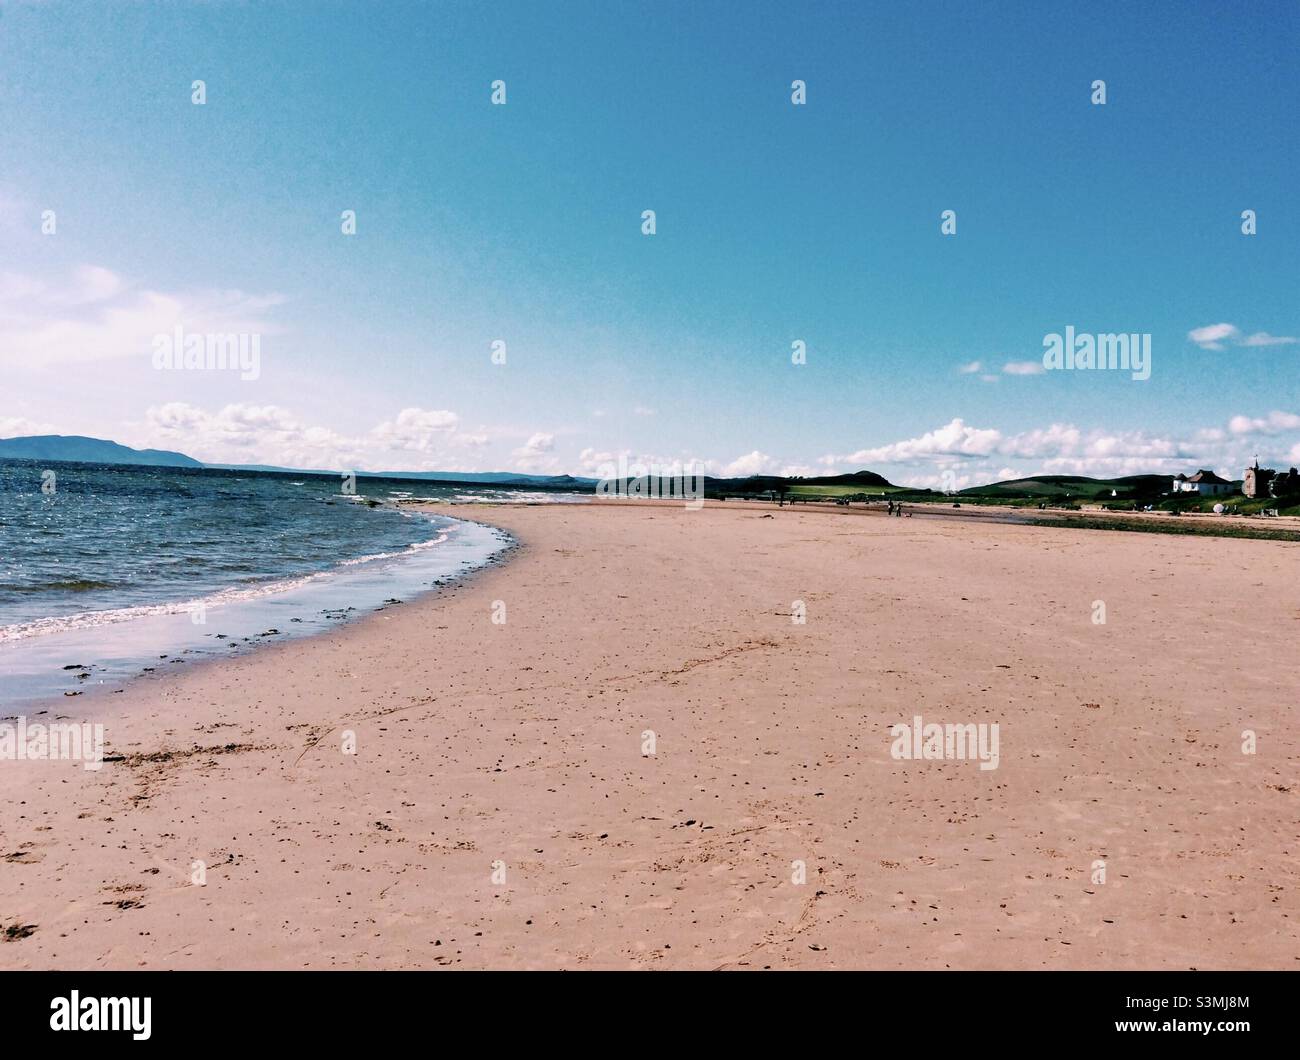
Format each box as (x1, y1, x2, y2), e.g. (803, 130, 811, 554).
(1172, 470, 1234, 496)
(1244, 459, 1300, 499)
(1275, 468, 1300, 497)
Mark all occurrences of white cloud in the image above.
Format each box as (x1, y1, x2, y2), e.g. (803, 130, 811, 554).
(721, 450, 776, 477)
(1000, 423, 1081, 458)
(372, 408, 460, 452)
(957, 360, 982, 374)
(1188, 322, 1239, 350)
(577, 447, 717, 480)
(1188, 323, 1296, 351)
(515, 432, 555, 456)
(142, 402, 358, 468)
(511, 432, 559, 473)
(0, 415, 57, 438)
(1240, 331, 1297, 347)
(0, 264, 284, 367)
(136, 402, 494, 472)
(1228, 411, 1300, 435)
(835, 418, 1003, 464)
(816, 410, 1300, 487)
(64, 265, 126, 305)
(1002, 360, 1045, 376)
(577, 447, 616, 472)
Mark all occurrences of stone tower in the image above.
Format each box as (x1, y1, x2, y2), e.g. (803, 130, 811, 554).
(1243, 458, 1274, 499)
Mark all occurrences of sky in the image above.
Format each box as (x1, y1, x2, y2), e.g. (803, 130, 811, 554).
(1, 0, 1297, 486)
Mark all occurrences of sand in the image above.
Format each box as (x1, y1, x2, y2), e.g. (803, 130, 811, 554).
(1, 500, 1296, 969)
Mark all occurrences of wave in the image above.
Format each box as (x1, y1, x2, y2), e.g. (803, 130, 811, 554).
(450, 490, 591, 504)
(0, 520, 461, 644)
(0, 579, 118, 594)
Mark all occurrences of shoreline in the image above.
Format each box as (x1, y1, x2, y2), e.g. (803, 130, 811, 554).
(0, 509, 516, 713)
(1, 500, 1296, 969)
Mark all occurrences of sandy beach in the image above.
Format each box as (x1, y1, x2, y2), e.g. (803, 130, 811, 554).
(1, 500, 1296, 970)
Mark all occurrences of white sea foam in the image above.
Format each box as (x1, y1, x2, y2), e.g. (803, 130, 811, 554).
(450, 491, 590, 504)
(0, 524, 461, 644)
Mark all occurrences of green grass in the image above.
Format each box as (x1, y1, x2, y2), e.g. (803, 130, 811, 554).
(1030, 514, 1300, 542)
(786, 484, 912, 498)
(1148, 495, 1300, 517)
(773, 481, 1300, 519)
(947, 495, 1079, 509)
(960, 474, 1170, 501)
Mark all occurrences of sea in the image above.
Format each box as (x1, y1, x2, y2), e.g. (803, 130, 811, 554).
(0, 460, 579, 709)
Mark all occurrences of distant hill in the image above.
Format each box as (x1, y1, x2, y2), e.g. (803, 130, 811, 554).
(367, 471, 598, 487)
(592, 469, 901, 498)
(794, 470, 895, 488)
(0, 434, 203, 468)
(1, 437, 1219, 500)
(707, 469, 898, 492)
(962, 474, 1173, 500)
(205, 465, 599, 488)
(0, 436, 596, 486)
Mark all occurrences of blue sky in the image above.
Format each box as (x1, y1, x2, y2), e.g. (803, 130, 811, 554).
(1, 0, 1297, 485)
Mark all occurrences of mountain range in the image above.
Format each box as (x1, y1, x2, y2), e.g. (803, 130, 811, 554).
(0, 434, 593, 487)
(0, 433, 1222, 500)
(0, 434, 203, 468)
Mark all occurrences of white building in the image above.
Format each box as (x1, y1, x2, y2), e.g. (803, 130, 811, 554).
(1172, 470, 1234, 496)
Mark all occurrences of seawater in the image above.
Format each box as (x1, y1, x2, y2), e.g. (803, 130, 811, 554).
(0, 460, 533, 708)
